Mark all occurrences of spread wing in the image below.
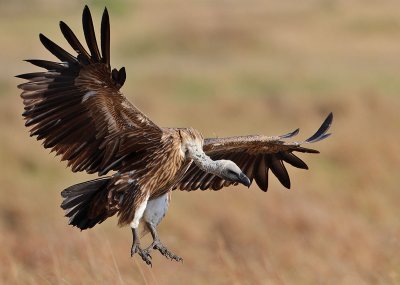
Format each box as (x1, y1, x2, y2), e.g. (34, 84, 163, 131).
(17, 6, 162, 175)
(176, 113, 333, 191)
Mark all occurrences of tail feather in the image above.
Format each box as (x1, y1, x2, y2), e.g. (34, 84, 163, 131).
(61, 177, 111, 230)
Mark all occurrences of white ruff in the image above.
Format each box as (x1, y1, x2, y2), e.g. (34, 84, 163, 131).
(143, 193, 170, 226)
(130, 194, 149, 228)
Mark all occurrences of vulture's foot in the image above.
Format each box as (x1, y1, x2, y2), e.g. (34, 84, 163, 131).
(131, 241, 153, 266)
(150, 239, 183, 263)
(145, 223, 183, 263)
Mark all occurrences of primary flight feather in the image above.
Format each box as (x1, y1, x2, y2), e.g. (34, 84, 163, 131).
(18, 6, 333, 266)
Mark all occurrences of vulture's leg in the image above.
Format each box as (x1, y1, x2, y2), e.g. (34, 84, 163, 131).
(141, 192, 182, 262)
(131, 228, 152, 265)
(146, 223, 183, 262)
(130, 196, 152, 266)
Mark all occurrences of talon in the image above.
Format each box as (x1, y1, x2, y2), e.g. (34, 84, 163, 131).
(172, 254, 183, 262)
(145, 223, 183, 264)
(137, 248, 153, 266)
(130, 228, 153, 266)
(131, 244, 139, 257)
(152, 240, 183, 262)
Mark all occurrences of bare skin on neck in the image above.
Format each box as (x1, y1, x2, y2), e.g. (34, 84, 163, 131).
(186, 141, 251, 187)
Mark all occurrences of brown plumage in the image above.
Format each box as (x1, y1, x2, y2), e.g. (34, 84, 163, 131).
(18, 6, 333, 266)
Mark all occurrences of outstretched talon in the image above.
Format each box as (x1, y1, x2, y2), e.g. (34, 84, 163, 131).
(138, 248, 153, 266)
(146, 222, 183, 263)
(131, 228, 153, 266)
(131, 239, 153, 266)
(151, 239, 183, 263)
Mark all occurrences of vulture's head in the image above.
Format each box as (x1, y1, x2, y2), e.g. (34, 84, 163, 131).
(216, 160, 251, 187)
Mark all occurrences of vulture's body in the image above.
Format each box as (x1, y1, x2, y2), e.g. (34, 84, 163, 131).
(18, 6, 333, 265)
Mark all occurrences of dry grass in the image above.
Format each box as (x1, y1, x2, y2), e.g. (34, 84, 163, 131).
(1, 0, 400, 284)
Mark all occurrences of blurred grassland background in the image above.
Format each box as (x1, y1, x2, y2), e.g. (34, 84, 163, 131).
(1, 0, 400, 284)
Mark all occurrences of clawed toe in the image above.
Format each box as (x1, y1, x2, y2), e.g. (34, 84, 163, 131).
(153, 241, 183, 263)
(131, 226, 183, 265)
(138, 249, 153, 266)
(131, 242, 153, 266)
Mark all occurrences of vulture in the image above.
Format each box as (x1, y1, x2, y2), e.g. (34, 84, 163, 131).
(18, 6, 333, 266)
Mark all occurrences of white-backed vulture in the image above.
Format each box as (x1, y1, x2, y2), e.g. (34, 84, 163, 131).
(18, 6, 333, 265)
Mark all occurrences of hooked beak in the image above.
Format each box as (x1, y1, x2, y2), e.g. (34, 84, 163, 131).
(238, 172, 251, 188)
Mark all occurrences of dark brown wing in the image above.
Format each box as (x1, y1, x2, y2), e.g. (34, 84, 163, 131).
(176, 113, 333, 191)
(17, 6, 162, 175)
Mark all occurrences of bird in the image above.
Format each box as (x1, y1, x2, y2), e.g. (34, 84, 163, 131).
(18, 6, 333, 266)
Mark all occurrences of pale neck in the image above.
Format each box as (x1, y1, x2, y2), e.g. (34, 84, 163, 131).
(186, 143, 220, 175)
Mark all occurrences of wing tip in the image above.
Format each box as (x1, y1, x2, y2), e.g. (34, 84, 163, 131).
(305, 112, 334, 143)
(279, 128, 300, 139)
(82, 4, 102, 62)
(15, 73, 26, 79)
(100, 6, 111, 66)
(103, 7, 109, 16)
(83, 5, 93, 23)
(38, 33, 46, 42)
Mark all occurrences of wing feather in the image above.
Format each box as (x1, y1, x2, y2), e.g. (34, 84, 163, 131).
(60, 21, 92, 63)
(24, 59, 69, 71)
(242, 154, 256, 181)
(101, 8, 111, 66)
(278, 152, 308, 169)
(39, 33, 78, 64)
(269, 154, 290, 189)
(211, 177, 225, 191)
(254, 155, 268, 191)
(82, 5, 101, 61)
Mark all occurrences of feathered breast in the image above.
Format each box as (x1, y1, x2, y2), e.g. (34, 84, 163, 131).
(144, 129, 193, 198)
